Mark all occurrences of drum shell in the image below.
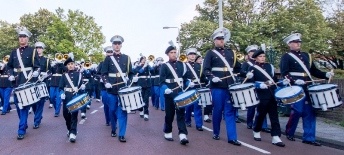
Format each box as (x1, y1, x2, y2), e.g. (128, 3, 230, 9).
(118, 86, 144, 112)
(66, 93, 91, 112)
(308, 84, 343, 111)
(173, 90, 200, 108)
(14, 83, 40, 109)
(229, 83, 259, 110)
(197, 88, 212, 107)
(274, 86, 305, 105)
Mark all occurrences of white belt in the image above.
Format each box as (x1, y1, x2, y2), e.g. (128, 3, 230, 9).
(64, 88, 75, 92)
(41, 72, 47, 74)
(109, 73, 126, 77)
(0, 75, 9, 77)
(289, 72, 308, 77)
(14, 67, 32, 72)
(83, 79, 89, 81)
(165, 78, 183, 83)
(52, 74, 62, 76)
(151, 75, 160, 78)
(211, 67, 233, 72)
(138, 76, 149, 78)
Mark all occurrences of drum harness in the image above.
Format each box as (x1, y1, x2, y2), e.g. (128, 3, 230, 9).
(165, 63, 186, 92)
(212, 50, 237, 83)
(110, 55, 129, 86)
(287, 53, 314, 84)
(185, 62, 202, 89)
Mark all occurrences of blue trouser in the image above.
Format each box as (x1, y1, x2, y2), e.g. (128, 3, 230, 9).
(159, 86, 166, 110)
(247, 106, 268, 128)
(151, 86, 155, 106)
(101, 90, 110, 124)
(212, 88, 237, 141)
(32, 98, 45, 126)
(153, 86, 160, 108)
(14, 95, 29, 135)
(0, 87, 12, 113)
(185, 101, 203, 128)
(286, 99, 316, 141)
(108, 94, 127, 136)
(49, 87, 62, 115)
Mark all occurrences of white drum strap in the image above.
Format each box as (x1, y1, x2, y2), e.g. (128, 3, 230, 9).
(253, 65, 275, 83)
(287, 53, 314, 81)
(16, 48, 32, 79)
(212, 50, 236, 82)
(65, 73, 78, 93)
(186, 62, 201, 84)
(247, 61, 253, 66)
(110, 56, 127, 83)
(166, 63, 183, 88)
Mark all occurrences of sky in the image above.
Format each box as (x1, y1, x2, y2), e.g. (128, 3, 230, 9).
(0, 0, 204, 62)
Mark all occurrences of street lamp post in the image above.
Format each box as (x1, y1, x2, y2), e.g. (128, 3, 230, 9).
(163, 26, 181, 57)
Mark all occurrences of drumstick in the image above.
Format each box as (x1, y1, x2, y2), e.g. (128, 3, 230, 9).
(220, 73, 239, 80)
(73, 81, 89, 95)
(183, 83, 205, 92)
(112, 81, 125, 86)
(328, 69, 333, 84)
(172, 86, 181, 91)
(128, 73, 139, 88)
(242, 70, 254, 84)
(305, 79, 325, 83)
(284, 76, 292, 87)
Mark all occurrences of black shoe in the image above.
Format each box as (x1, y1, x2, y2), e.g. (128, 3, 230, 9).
(247, 125, 252, 129)
(17, 134, 24, 140)
(140, 115, 144, 118)
(111, 131, 117, 137)
(228, 140, 241, 146)
(186, 123, 191, 127)
(54, 114, 59, 117)
(213, 135, 220, 140)
(106, 123, 110, 126)
(67, 131, 70, 137)
(161, 109, 165, 111)
(165, 137, 174, 141)
(1, 112, 6, 115)
(196, 127, 203, 131)
(204, 119, 211, 123)
(273, 142, 286, 147)
(180, 139, 189, 145)
(118, 136, 126, 142)
(254, 137, 261, 141)
(286, 135, 295, 141)
(235, 118, 241, 123)
(302, 141, 321, 146)
(33, 125, 39, 129)
(144, 117, 149, 121)
(262, 128, 271, 133)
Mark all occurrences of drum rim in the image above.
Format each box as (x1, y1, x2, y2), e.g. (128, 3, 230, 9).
(66, 93, 88, 106)
(197, 88, 210, 92)
(118, 86, 142, 94)
(173, 90, 197, 101)
(274, 86, 303, 99)
(308, 84, 338, 92)
(229, 83, 254, 90)
(15, 83, 36, 90)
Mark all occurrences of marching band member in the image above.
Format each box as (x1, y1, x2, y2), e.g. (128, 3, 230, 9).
(135, 55, 154, 120)
(7, 27, 40, 140)
(240, 45, 269, 132)
(248, 49, 286, 147)
(59, 53, 86, 143)
(152, 57, 164, 110)
(79, 60, 95, 119)
(49, 54, 66, 117)
(184, 48, 207, 131)
(101, 35, 136, 142)
(203, 28, 242, 146)
(31, 42, 50, 129)
(160, 43, 192, 145)
(0, 55, 12, 115)
(281, 33, 333, 146)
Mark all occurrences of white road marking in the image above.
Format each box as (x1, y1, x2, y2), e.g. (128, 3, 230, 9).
(238, 141, 271, 154)
(79, 119, 86, 124)
(202, 125, 213, 132)
(10, 109, 17, 111)
(90, 110, 98, 114)
(99, 105, 104, 109)
(202, 125, 271, 154)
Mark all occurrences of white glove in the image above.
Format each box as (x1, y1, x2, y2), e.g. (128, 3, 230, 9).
(32, 71, 39, 77)
(125, 77, 130, 82)
(80, 84, 86, 90)
(259, 83, 268, 89)
(326, 72, 334, 78)
(8, 75, 15, 81)
(266, 80, 273, 85)
(51, 61, 56, 67)
(246, 72, 253, 79)
(212, 77, 222, 83)
(164, 89, 173, 94)
(105, 83, 112, 88)
(61, 93, 65, 100)
(188, 82, 195, 88)
(132, 77, 139, 82)
(41, 72, 47, 78)
(282, 79, 290, 85)
(100, 78, 103, 83)
(295, 79, 305, 85)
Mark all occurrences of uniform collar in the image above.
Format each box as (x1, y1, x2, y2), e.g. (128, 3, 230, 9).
(290, 50, 301, 54)
(215, 47, 225, 51)
(114, 52, 121, 56)
(168, 60, 177, 63)
(255, 62, 265, 67)
(19, 45, 28, 50)
(248, 59, 255, 63)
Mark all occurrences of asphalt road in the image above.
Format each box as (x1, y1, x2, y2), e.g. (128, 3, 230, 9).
(0, 100, 343, 155)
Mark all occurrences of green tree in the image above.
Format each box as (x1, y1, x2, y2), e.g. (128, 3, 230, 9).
(0, 21, 18, 57)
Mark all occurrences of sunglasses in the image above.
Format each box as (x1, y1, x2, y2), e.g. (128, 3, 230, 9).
(113, 42, 122, 45)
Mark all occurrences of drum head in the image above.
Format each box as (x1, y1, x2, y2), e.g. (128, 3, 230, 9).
(275, 86, 302, 99)
(229, 83, 254, 90)
(118, 86, 141, 94)
(308, 84, 337, 92)
(15, 83, 35, 91)
(197, 88, 210, 92)
(66, 93, 88, 106)
(174, 90, 196, 101)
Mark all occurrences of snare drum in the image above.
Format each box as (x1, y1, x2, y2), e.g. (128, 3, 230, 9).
(118, 86, 144, 112)
(14, 83, 40, 109)
(36, 82, 49, 98)
(308, 84, 342, 111)
(275, 86, 305, 105)
(197, 88, 212, 107)
(229, 83, 259, 110)
(174, 90, 200, 108)
(66, 93, 91, 112)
